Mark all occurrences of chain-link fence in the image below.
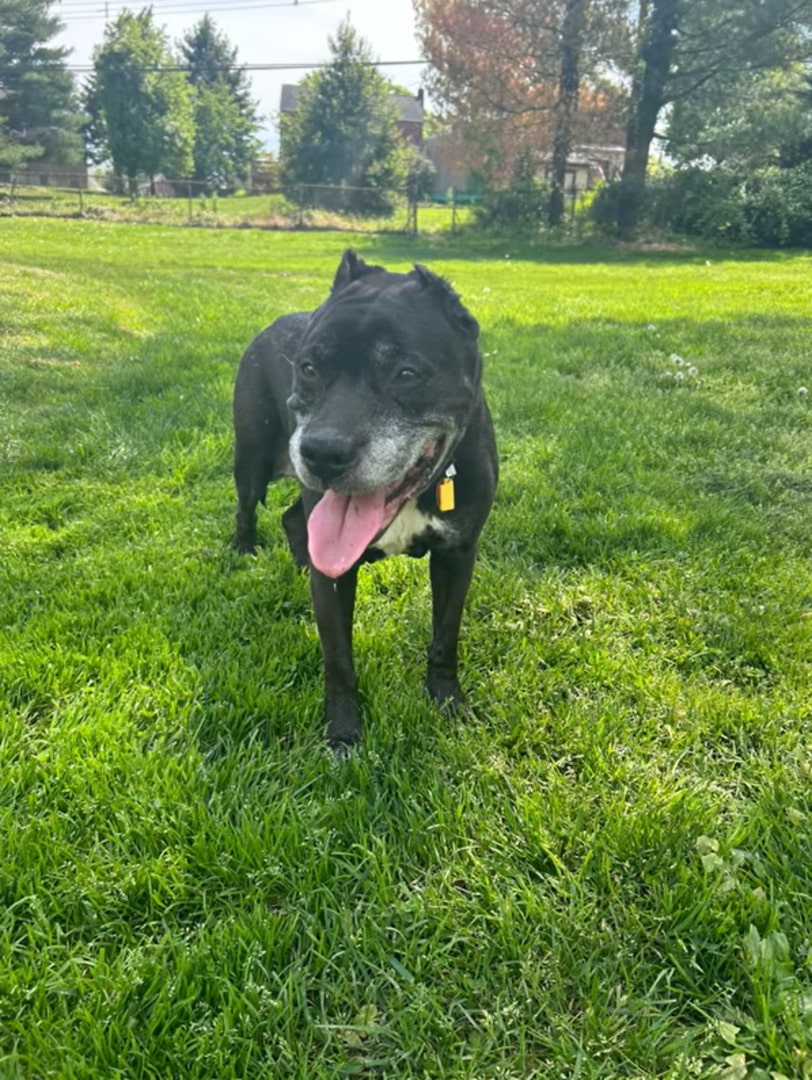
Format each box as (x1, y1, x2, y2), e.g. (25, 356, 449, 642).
(0, 173, 474, 235)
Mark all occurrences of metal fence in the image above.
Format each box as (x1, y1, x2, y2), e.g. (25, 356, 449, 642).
(0, 173, 472, 236)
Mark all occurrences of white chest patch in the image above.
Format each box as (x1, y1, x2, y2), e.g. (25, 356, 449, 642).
(371, 499, 452, 557)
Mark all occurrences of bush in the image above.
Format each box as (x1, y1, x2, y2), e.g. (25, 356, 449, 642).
(591, 163, 812, 247)
(405, 149, 436, 204)
(474, 183, 550, 231)
(473, 150, 550, 232)
(646, 170, 748, 241)
(739, 163, 812, 247)
(587, 179, 625, 231)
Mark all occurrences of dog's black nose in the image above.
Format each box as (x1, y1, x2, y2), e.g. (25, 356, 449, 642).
(299, 430, 358, 482)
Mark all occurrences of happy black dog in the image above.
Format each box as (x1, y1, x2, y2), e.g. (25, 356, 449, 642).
(233, 249, 497, 749)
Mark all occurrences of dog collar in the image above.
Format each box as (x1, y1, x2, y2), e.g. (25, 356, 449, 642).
(436, 463, 456, 512)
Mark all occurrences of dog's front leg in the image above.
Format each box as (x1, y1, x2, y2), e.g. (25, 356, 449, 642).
(426, 545, 477, 711)
(310, 566, 361, 749)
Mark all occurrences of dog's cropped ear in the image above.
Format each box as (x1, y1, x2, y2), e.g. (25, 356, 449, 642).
(332, 249, 384, 293)
(412, 263, 480, 339)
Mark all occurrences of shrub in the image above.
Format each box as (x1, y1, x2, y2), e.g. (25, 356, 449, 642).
(739, 163, 812, 247)
(473, 151, 550, 232)
(591, 163, 812, 247)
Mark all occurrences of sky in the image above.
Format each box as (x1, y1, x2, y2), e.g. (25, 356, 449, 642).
(55, 0, 427, 149)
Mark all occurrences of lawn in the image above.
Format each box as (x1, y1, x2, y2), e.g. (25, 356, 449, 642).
(0, 219, 810, 1079)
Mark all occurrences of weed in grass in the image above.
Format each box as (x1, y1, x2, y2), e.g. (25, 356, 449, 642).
(0, 219, 810, 1078)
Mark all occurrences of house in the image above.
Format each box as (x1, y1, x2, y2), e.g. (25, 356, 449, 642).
(5, 158, 90, 189)
(541, 144, 626, 195)
(424, 135, 626, 198)
(279, 84, 424, 148)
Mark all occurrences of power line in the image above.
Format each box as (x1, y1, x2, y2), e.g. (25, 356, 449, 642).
(55, 0, 342, 20)
(60, 58, 426, 74)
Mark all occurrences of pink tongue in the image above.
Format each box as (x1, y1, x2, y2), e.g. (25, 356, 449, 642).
(307, 488, 388, 578)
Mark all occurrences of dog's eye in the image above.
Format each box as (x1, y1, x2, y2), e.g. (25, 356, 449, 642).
(396, 366, 420, 384)
(299, 361, 317, 380)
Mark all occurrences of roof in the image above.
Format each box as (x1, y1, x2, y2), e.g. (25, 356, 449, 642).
(280, 83, 424, 123)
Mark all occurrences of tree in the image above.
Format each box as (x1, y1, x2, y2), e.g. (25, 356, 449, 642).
(178, 15, 261, 189)
(414, 0, 629, 226)
(85, 8, 194, 194)
(615, 0, 679, 235)
(0, 0, 83, 169)
(666, 63, 812, 171)
(279, 17, 408, 212)
(616, 0, 812, 235)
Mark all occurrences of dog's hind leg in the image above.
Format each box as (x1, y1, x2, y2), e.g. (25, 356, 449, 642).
(282, 497, 309, 568)
(233, 442, 273, 554)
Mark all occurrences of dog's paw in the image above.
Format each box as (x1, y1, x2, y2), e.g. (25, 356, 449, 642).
(328, 740, 360, 764)
(326, 701, 363, 751)
(425, 676, 469, 715)
(233, 531, 258, 555)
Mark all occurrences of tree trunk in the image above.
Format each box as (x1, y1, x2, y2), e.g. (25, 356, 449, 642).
(548, 0, 587, 228)
(617, 0, 681, 237)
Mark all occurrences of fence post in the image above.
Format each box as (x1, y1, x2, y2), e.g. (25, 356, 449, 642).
(78, 187, 84, 215)
(451, 188, 457, 235)
(188, 181, 193, 222)
(297, 185, 304, 227)
(408, 196, 418, 238)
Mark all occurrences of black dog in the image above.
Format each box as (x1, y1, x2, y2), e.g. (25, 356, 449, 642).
(233, 249, 497, 749)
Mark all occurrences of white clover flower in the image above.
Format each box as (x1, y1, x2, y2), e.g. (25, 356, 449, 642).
(647, 324, 657, 332)
(688, 365, 698, 377)
(482, 286, 491, 294)
(670, 354, 685, 366)
(674, 370, 685, 381)
(798, 386, 809, 396)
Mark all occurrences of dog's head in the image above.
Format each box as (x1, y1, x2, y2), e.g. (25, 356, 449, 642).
(289, 249, 481, 495)
(287, 249, 482, 576)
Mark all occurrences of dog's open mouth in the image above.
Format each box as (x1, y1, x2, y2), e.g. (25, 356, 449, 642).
(307, 439, 445, 579)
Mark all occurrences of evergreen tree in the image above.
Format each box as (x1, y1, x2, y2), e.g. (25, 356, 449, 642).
(280, 18, 407, 213)
(179, 15, 261, 189)
(0, 0, 83, 168)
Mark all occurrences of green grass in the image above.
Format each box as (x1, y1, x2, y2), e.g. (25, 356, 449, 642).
(1, 219, 810, 1079)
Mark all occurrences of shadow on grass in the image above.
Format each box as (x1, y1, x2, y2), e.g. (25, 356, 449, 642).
(353, 231, 807, 268)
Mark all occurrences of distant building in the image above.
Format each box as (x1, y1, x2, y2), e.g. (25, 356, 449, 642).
(0, 118, 90, 188)
(279, 84, 425, 148)
(424, 136, 626, 198)
(424, 133, 473, 195)
(8, 159, 91, 189)
(540, 144, 626, 195)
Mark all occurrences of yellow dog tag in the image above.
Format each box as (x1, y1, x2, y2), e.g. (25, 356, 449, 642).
(437, 477, 455, 512)
(436, 463, 457, 512)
